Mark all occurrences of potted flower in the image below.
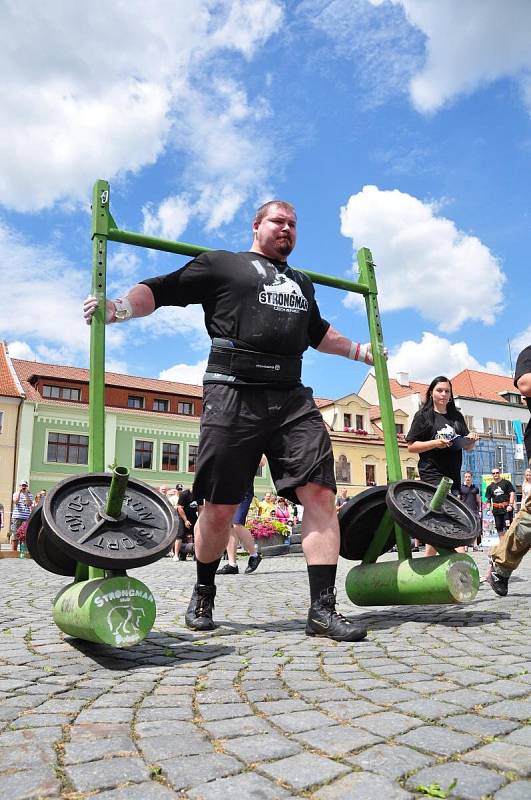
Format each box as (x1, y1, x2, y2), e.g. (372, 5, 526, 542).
(246, 518, 291, 557)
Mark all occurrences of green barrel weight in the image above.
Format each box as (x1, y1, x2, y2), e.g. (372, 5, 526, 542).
(53, 575, 156, 647)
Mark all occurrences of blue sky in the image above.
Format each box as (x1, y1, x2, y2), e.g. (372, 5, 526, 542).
(2, 0, 530, 399)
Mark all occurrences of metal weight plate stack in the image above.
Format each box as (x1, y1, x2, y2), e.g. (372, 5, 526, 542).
(339, 486, 396, 560)
(27, 473, 178, 572)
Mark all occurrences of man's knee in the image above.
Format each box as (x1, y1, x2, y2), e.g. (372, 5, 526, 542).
(202, 502, 239, 527)
(298, 484, 336, 515)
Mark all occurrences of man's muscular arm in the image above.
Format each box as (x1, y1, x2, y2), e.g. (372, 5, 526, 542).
(83, 284, 156, 325)
(317, 325, 382, 365)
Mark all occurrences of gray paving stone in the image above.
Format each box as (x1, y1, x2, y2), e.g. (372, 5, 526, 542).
(494, 781, 531, 799)
(255, 698, 309, 714)
(435, 688, 501, 708)
(314, 771, 412, 799)
(141, 731, 212, 759)
(187, 771, 296, 798)
(445, 713, 519, 737)
(484, 679, 531, 698)
(463, 742, 531, 775)
(0, 766, 60, 799)
(161, 752, 242, 789)
(0, 742, 56, 769)
(448, 670, 498, 686)
(355, 711, 424, 737)
(65, 756, 151, 792)
(221, 731, 301, 762)
(503, 727, 531, 747)
(135, 706, 193, 721)
(76, 707, 133, 723)
(406, 762, 504, 799)
(293, 724, 381, 755)
(270, 709, 336, 732)
(395, 699, 457, 720)
(199, 702, 253, 721)
(64, 735, 137, 765)
(321, 699, 385, 719)
(91, 783, 178, 799)
(480, 700, 531, 720)
(347, 742, 434, 779)
(203, 715, 273, 739)
(134, 719, 198, 738)
(259, 750, 349, 790)
(397, 725, 479, 756)
(358, 688, 418, 704)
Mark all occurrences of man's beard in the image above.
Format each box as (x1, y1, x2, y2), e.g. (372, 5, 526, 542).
(276, 237, 293, 256)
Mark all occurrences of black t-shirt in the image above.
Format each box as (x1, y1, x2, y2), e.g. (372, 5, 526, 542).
(514, 345, 531, 461)
(177, 489, 198, 527)
(141, 250, 329, 364)
(406, 410, 469, 490)
(459, 484, 479, 513)
(485, 479, 515, 513)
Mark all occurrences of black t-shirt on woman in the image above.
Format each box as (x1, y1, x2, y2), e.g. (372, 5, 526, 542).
(406, 410, 469, 491)
(141, 251, 330, 363)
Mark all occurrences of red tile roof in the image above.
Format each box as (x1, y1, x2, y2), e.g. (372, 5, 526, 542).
(12, 359, 204, 403)
(451, 369, 518, 404)
(388, 378, 428, 399)
(0, 342, 23, 398)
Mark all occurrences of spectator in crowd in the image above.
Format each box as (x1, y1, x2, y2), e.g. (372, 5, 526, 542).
(406, 376, 478, 557)
(217, 488, 262, 576)
(11, 480, 34, 552)
(485, 470, 516, 540)
(459, 471, 481, 550)
(273, 496, 292, 525)
(521, 467, 531, 509)
(514, 345, 531, 464)
(33, 490, 47, 508)
(335, 487, 349, 513)
(174, 484, 197, 561)
(258, 492, 275, 519)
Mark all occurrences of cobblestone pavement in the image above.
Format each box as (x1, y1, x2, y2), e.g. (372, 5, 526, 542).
(1, 551, 530, 800)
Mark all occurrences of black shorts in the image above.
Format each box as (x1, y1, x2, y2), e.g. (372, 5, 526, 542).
(193, 384, 336, 505)
(493, 511, 513, 534)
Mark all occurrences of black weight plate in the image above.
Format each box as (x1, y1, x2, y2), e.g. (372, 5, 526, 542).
(42, 473, 178, 570)
(26, 506, 45, 568)
(339, 486, 396, 560)
(37, 528, 77, 576)
(386, 480, 479, 549)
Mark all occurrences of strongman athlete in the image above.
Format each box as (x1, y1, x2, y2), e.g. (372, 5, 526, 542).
(84, 200, 375, 641)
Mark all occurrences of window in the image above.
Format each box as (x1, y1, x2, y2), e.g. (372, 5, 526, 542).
(178, 401, 194, 415)
(495, 445, 505, 471)
(255, 463, 264, 478)
(162, 442, 180, 471)
(395, 423, 404, 435)
(365, 464, 376, 486)
(483, 418, 507, 436)
(188, 444, 199, 473)
(128, 396, 145, 409)
(406, 466, 417, 480)
(343, 413, 352, 429)
(335, 454, 351, 483)
(464, 415, 474, 430)
(42, 385, 80, 401)
(134, 440, 153, 469)
(0, 410, 3, 434)
(47, 432, 88, 464)
(153, 399, 169, 412)
(356, 414, 364, 431)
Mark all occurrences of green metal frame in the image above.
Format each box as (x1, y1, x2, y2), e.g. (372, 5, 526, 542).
(89, 178, 410, 566)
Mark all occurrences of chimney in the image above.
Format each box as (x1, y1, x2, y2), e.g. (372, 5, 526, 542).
(396, 372, 410, 387)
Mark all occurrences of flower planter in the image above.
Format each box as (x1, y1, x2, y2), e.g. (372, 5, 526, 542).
(259, 533, 291, 558)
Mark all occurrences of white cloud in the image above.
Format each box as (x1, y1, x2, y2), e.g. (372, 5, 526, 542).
(0, 220, 126, 366)
(0, 1, 283, 214)
(340, 185, 505, 332)
(159, 359, 208, 386)
(388, 332, 508, 384)
(143, 196, 193, 242)
(384, 0, 531, 113)
(511, 327, 531, 361)
(7, 341, 36, 361)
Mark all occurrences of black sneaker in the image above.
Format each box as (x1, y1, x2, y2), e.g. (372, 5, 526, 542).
(305, 588, 367, 642)
(216, 563, 239, 575)
(486, 567, 509, 597)
(245, 553, 262, 574)
(185, 584, 217, 630)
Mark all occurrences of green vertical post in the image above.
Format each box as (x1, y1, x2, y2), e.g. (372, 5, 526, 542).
(430, 476, 453, 510)
(89, 179, 111, 473)
(105, 467, 130, 518)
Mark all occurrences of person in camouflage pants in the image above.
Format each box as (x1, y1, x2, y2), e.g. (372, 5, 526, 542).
(486, 493, 531, 596)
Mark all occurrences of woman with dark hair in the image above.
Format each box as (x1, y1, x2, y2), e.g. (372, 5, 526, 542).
(406, 376, 478, 557)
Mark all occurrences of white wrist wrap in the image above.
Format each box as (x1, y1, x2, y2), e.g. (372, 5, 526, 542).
(348, 342, 369, 363)
(112, 297, 133, 323)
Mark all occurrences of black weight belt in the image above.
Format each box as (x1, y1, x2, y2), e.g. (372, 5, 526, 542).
(205, 339, 302, 384)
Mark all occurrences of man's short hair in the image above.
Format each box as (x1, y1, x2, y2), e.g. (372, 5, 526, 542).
(254, 200, 296, 225)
